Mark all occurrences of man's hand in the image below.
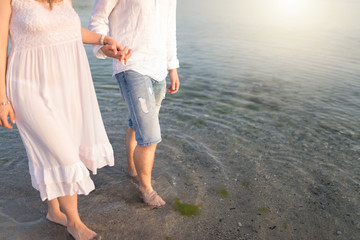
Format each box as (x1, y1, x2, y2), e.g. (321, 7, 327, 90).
(167, 69, 180, 94)
(101, 36, 132, 65)
(0, 103, 15, 129)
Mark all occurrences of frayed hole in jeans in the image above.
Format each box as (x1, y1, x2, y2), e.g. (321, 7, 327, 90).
(148, 86, 153, 95)
(138, 97, 149, 113)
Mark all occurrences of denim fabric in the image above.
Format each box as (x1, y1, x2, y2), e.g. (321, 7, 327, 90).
(115, 70, 166, 146)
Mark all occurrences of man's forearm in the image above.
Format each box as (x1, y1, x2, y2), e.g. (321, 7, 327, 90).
(166, 0, 179, 70)
(89, 0, 118, 58)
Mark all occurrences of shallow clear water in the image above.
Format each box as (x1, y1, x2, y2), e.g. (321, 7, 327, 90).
(1, 0, 359, 239)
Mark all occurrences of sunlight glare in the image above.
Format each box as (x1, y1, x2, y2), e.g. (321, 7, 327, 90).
(275, 0, 309, 17)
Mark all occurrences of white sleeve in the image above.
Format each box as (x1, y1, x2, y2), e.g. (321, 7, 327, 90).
(167, 0, 179, 70)
(88, 0, 118, 59)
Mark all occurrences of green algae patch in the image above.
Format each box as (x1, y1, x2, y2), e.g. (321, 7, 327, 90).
(215, 188, 229, 197)
(0, 159, 9, 163)
(173, 198, 200, 216)
(193, 119, 206, 126)
(166, 237, 173, 240)
(241, 181, 251, 188)
(244, 104, 260, 111)
(259, 207, 269, 213)
(175, 114, 188, 122)
(284, 222, 288, 229)
(213, 107, 233, 115)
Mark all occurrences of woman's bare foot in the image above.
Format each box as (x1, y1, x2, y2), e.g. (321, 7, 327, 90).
(46, 211, 67, 227)
(67, 221, 98, 240)
(141, 190, 166, 207)
(129, 171, 137, 177)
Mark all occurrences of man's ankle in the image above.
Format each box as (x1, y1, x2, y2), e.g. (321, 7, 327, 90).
(139, 184, 153, 193)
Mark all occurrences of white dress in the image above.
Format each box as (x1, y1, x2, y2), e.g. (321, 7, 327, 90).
(6, 0, 114, 201)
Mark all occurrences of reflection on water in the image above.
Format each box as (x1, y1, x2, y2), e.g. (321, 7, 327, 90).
(1, 0, 359, 239)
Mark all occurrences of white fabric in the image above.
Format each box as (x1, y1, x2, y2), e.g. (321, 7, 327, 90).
(89, 0, 179, 81)
(6, 0, 114, 201)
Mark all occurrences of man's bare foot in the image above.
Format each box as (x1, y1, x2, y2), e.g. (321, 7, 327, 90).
(46, 212, 67, 227)
(141, 190, 166, 207)
(67, 221, 98, 240)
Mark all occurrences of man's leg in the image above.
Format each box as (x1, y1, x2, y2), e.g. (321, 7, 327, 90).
(116, 71, 166, 207)
(126, 127, 137, 177)
(126, 126, 165, 206)
(134, 143, 165, 206)
(133, 144, 156, 192)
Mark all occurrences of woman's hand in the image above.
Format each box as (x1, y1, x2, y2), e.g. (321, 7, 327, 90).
(101, 36, 132, 65)
(167, 69, 180, 94)
(0, 102, 15, 129)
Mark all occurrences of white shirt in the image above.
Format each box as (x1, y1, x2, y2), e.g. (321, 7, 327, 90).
(89, 0, 179, 81)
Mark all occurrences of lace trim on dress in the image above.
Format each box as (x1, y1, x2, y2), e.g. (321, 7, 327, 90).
(11, 27, 81, 50)
(11, 0, 68, 10)
(10, 0, 80, 49)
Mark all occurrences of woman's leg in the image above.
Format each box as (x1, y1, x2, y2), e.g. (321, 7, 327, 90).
(47, 198, 67, 226)
(58, 194, 97, 240)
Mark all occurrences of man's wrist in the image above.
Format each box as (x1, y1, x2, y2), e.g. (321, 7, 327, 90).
(93, 45, 107, 59)
(169, 69, 178, 75)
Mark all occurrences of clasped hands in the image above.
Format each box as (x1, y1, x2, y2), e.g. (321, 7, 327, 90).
(101, 36, 132, 64)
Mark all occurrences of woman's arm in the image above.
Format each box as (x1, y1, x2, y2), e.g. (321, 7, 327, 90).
(0, 0, 11, 103)
(81, 27, 107, 45)
(0, 0, 15, 129)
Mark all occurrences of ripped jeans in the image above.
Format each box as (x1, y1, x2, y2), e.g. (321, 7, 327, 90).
(115, 70, 166, 146)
